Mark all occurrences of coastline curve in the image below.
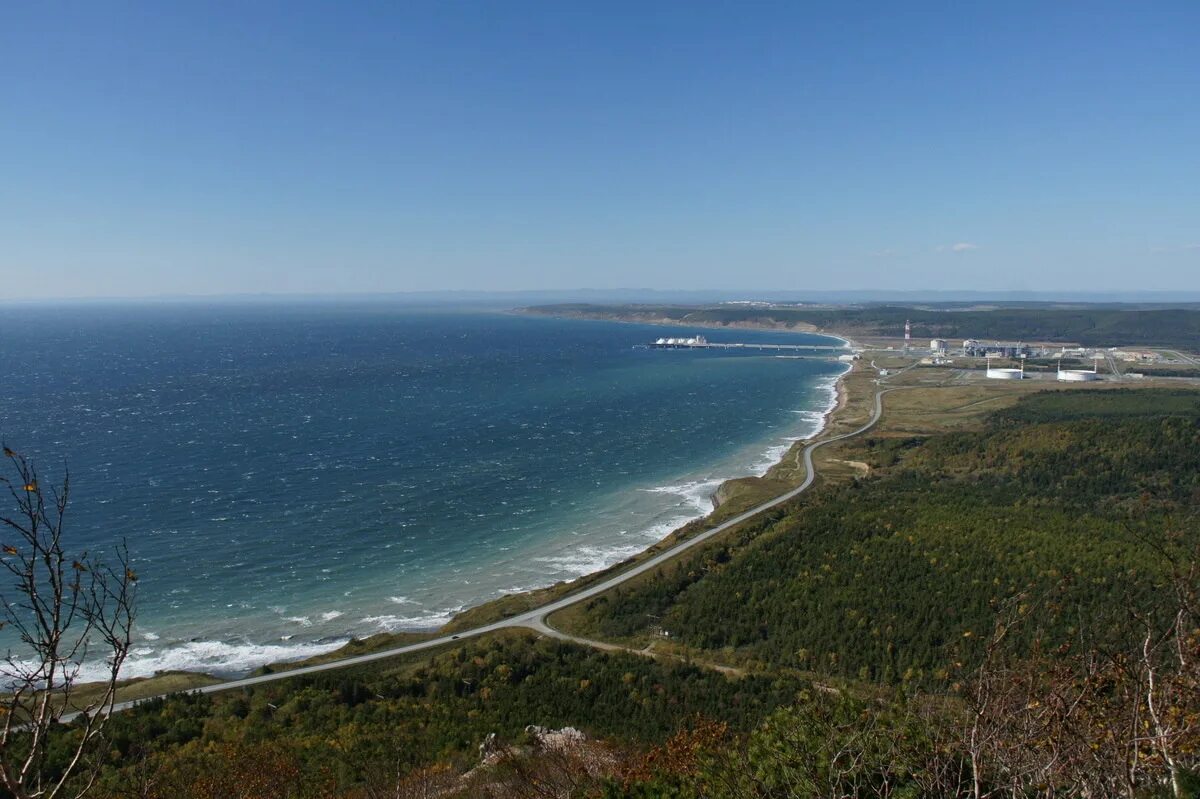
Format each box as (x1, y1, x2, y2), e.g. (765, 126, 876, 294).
(78, 371, 896, 721)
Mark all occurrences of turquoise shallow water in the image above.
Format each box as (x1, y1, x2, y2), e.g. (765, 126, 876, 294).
(0, 303, 845, 677)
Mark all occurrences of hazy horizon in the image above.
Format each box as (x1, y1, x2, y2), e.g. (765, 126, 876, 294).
(7, 284, 1200, 305)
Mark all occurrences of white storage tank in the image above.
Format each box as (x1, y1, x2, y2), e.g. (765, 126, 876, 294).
(986, 357, 1025, 380)
(1057, 369, 1100, 382)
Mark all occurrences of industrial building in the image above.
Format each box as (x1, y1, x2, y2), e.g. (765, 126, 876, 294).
(965, 340, 1032, 358)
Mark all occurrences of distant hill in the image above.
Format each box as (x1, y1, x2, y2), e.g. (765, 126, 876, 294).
(524, 302, 1200, 348)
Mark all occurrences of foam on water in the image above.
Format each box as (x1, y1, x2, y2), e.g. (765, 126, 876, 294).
(359, 604, 466, 631)
(639, 514, 708, 542)
(533, 542, 650, 578)
(45, 638, 350, 684)
(642, 478, 724, 515)
(748, 438, 800, 477)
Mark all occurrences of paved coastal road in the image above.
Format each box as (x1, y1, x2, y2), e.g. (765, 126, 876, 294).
(95, 379, 895, 717)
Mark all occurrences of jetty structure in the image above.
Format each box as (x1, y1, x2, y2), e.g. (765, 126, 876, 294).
(651, 335, 848, 353)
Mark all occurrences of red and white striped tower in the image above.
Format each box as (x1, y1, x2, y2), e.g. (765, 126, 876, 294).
(904, 319, 911, 351)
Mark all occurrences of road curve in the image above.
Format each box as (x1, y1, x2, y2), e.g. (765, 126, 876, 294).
(96, 379, 893, 717)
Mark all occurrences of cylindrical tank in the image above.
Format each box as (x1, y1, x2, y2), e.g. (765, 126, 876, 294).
(986, 368, 1024, 380)
(1057, 369, 1100, 382)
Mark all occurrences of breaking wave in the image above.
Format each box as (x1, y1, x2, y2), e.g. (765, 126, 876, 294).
(42, 638, 349, 684)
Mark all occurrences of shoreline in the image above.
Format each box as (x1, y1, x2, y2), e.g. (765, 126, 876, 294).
(104, 325, 854, 681)
(743, 366, 847, 479)
(388, 347, 851, 619)
(305, 351, 852, 668)
(368, 358, 849, 628)
(74, 359, 881, 716)
(426, 318, 853, 625)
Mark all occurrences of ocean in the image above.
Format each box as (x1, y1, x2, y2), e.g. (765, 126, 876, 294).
(0, 303, 846, 678)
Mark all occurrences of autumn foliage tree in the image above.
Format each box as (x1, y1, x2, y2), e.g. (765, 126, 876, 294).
(0, 446, 137, 799)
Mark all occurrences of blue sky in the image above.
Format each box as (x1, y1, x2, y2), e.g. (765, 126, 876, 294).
(2, 2, 1197, 299)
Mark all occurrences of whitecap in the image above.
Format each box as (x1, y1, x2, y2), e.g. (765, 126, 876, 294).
(10, 637, 350, 684)
(359, 604, 465, 631)
(533, 542, 648, 577)
(499, 583, 546, 595)
(639, 514, 706, 542)
(640, 478, 723, 515)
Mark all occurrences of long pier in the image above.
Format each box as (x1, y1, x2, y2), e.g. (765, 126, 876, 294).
(650, 337, 846, 353)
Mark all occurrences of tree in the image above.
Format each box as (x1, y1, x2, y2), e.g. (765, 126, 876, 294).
(0, 446, 137, 799)
(1123, 512, 1200, 799)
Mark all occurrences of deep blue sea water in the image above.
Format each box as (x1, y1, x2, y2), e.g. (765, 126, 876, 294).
(0, 303, 846, 677)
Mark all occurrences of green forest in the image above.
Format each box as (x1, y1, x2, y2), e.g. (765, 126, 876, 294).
(16, 388, 1200, 797)
(69, 633, 809, 797)
(564, 389, 1200, 684)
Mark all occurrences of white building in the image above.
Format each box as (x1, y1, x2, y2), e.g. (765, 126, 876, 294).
(1057, 358, 1101, 382)
(986, 357, 1025, 380)
(1057, 369, 1100, 382)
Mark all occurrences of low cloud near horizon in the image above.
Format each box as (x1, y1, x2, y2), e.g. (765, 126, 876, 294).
(937, 242, 979, 253)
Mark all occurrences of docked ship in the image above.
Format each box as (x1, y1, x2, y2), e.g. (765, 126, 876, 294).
(651, 335, 708, 349)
